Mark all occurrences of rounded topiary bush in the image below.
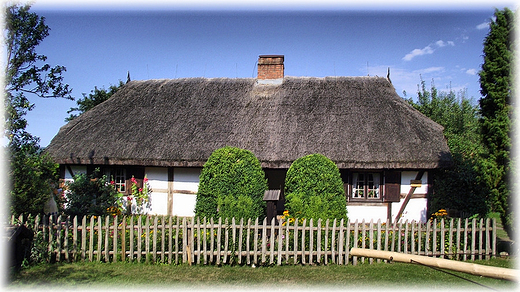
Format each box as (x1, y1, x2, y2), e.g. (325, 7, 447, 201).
(284, 153, 347, 221)
(195, 146, 268, 220)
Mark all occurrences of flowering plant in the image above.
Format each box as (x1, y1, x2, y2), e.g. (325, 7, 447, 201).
(115, 176, 151, 214)
(430, 208, 448, 221)
(129, 176, 151, 214)
(281, 210, 296, 226)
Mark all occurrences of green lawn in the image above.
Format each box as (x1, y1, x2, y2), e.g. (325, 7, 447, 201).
(7, 258, 516, 291)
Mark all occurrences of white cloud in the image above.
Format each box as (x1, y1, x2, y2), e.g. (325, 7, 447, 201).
(435, 40, 454, 47)
(402, 40, 454, 61)
(416, 67, 444, 74)
(476, 21, 489, 30)
(402, 45, 434, 61)
(466, 68, 477, 75)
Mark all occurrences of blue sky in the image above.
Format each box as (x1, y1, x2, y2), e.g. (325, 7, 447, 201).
(23, 1, 515, 146)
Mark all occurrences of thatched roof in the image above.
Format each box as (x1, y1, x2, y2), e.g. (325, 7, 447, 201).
(46, 76, 451, 169)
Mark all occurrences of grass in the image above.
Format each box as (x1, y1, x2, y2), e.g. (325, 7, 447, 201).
(7, 258, 516, 291)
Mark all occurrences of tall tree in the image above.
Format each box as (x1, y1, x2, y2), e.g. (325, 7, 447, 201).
(407, 79, 488, 218)
(5, 4, 72, 216)
(66, 81, 124, 122)
(478, 8, 515, 239)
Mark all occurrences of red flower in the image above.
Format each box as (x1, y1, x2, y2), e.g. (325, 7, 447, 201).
(110, 181, 115, 185)
(131, 177, 137, 184)
(139, 188, 143, 193)
(143, 177, 148, 183)
(127, 196, 132, 201)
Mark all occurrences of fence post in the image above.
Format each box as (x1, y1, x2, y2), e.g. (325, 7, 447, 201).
(293, 218, 299, 265)
(216, 217, 222, 265)
(471, 218, 476, 261)
(338, 219, 344, 265)
(130, 216, 135, 263)
(89, 216, 94, 262)
(137, 216, 142, 263)
(261, 217, 267, 264)
(97, 216, 102, 262)
(479, 218, 484, 260)
(353, 220, 358, 266)
(309, 218, 314, 264)
(203, 217, 208, 265)
(223, 218, 229, 264)
(269, 217, 275, 265)
(246, 218, 251, 265)
(168, 216, 173, 264)
(485, 218, 491, 260)
(81, 216, 86, 261)
(456, 219, 461, 260)
(345, 219, 351, 265)
(448, 218, 453, 259)
(376, 219, 381, 262)
(196, 217, 201, 265)
(492, 218, 496, 259)
(238, 218, 244, 265)
(253, 217, 258, 265)
(301, 218, 306, 265)
(368, 220, 374, 264)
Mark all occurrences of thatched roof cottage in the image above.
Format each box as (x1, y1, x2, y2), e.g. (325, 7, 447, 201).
(46, 55, 451, 222)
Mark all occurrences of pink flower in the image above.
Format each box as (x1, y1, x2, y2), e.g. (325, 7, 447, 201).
(131, 177, 137, 184)
(143, 177, 148, 183)
(110, 181, 115, 185)
(139, 188, 143, 193)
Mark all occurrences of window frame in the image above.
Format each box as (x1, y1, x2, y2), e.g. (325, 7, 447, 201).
(348, 171, 384, 202)
(104, 168, 127, 193)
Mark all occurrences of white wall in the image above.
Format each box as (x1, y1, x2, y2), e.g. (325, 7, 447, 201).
(346, 171, 429, 223)
(172, 168, 200, 217)
(145, 167, 169, 215)
(144, 167, 200, 216)
(347, 205, 388, 222)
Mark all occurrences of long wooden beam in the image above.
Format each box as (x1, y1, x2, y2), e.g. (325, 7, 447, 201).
(350, 248, 517, 281)
(394, 170, 425, 222)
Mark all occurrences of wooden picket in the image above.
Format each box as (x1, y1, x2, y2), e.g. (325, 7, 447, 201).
(11, 215, 498, 266)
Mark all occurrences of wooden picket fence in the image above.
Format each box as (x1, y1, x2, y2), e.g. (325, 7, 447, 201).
(11, 215, 497, 266)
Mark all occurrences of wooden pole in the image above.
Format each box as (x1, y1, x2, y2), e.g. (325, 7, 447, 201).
(350, 248, 517, 281)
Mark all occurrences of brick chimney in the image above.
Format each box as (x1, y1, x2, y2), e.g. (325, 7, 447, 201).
(258, 55, 284, 80)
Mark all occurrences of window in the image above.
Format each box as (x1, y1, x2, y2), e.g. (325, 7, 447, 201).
(351, 172, 381, 201)
(104, 168, 126, 193)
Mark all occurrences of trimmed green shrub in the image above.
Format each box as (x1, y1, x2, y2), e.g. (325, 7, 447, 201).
(284, 153, 347, 221)
(195, 146, 268, 220)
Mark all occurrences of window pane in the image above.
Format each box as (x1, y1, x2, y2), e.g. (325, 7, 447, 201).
(352, 173, 364, 198)
(367, 173, 380, 199)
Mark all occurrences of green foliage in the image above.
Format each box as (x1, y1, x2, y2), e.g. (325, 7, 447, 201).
(5, 4, 72, 217)
(9, 144, 59, 217)
(478, 8, 515, 239)
(407, 79, 489, 218)
(284, 154, 347, 221)
(4, 4, 72, 100)
(66, 81, 125, 122)
(195, 146, 268, 220)
(64, 169, 119, 217)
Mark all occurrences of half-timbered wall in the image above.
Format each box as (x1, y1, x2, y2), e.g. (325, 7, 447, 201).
(346, 171, 429, 223)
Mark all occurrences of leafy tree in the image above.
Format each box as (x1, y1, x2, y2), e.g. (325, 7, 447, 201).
(4, 4, 72, 217)
(407, 79, 488, 218)
(66, 81, 124, 122)
(478, 8, 515, 239)
(284, 154, 347, 221)
(64, 169, 119, 217)
(195, 146, 268, 220)
(9, 145, 59, 217)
